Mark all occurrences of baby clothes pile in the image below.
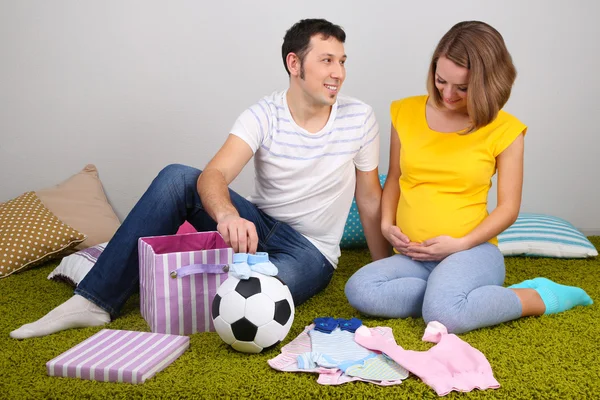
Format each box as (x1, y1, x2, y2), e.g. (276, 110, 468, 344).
(268, 318, 408, 386)
(268, 317, 500, 396)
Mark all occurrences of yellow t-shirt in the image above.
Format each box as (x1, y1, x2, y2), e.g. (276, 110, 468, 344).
(391, 95, 527, 245)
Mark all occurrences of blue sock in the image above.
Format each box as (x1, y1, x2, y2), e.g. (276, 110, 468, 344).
(229, 253, 251, 280)
(337, 318, 362, 333)
(313, 317, 338, 334)
(247, 252, 278, 276)
(510, 277, 593, 314)
(507, 279, 536, 290)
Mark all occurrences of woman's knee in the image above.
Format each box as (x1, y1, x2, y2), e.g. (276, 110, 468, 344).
(422, 301, 471, 334)
(344, 273, 361, 307)
(344, 270, 375, 311)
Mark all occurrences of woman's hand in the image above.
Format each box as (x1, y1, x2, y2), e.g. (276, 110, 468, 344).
(404, 235, 467, 261)
(382, 224, 420, 254)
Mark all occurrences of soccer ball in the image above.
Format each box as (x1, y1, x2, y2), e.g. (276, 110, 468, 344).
(212, 271, 295, 353)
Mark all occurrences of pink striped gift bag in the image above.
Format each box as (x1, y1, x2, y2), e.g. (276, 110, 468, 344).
(138, 231, 233, 335)
(46, 329, 190, 384)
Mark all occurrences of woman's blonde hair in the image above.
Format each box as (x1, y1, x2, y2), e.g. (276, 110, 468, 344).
(427, 21, 516, 132)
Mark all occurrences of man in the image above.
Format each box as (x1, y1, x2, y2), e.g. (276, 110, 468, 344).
(11, 18, 388, 339)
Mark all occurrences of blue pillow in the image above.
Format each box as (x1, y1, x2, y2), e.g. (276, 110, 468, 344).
(498, 213, 598, 258)
(340, 174, 386, 249)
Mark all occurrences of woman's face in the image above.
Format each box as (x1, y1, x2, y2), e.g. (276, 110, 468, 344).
(434, 56, 469, 113)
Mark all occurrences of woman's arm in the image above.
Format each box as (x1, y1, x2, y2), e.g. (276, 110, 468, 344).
(381, 124, 412, 252)
(381, 124, 401, 229)
(461, 132, 524, 249)
(355, 168, 390, 260)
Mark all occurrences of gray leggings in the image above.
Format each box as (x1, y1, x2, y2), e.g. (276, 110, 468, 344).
(345, 243, 523, 334)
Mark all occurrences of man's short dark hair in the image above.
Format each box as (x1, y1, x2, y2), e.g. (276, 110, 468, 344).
(282, 19, 346, 77)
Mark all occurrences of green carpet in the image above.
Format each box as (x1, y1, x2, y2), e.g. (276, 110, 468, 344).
(2, 238, 599, 399)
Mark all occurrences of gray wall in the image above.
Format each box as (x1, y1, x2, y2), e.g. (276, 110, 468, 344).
(1, 0, 599, 234)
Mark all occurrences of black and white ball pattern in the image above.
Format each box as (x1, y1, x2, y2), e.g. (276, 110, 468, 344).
(212, 271, 295, 353)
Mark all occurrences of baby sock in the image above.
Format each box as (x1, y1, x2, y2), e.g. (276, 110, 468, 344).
(229, 253, 251, 280)
(9, 295, 110, 339)
(509, 277, 593, 314)
(247, 252, 278, 276)
(337, 318, 362, 333)
(313, 317, 338, 333)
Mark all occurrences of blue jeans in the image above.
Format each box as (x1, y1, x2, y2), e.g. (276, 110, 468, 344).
(344, 243, 523, 334)
(76, 164, 334, 318)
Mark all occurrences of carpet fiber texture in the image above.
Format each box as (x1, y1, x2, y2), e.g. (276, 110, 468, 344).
(1, 238, 599, 399)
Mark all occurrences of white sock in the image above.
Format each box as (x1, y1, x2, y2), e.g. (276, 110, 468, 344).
(9, 295, 110, 339)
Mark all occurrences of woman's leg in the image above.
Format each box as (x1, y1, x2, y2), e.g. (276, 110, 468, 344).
(509, 278, 593, 315)
(345, 254, 435, 318)
(422, 243, 594, 334)
(421, 243, 522, 334)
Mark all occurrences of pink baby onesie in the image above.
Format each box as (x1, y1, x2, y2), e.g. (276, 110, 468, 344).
(354, 321, 500, 396)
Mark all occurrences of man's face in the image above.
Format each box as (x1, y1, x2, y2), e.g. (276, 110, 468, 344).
(297, 35, 346, 107)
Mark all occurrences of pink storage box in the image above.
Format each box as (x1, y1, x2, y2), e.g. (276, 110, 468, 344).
(46, 329, 189, 384)
(138, 231, 233, 335)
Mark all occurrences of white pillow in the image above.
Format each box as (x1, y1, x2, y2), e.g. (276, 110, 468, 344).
(47, 242, 107, 286)
(498, 213, 598, 258)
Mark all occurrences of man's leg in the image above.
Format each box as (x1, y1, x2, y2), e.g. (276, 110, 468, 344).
(76, 164, 206, 315)
(252, 217, 336, 306)
(11, 164, 205, 338)
(344, 254, 434, 318)
(11, 164, 335, 338)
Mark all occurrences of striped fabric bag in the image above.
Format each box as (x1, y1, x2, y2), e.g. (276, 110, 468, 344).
(46, 329, 189, 384)
(138, 231, 233, 335)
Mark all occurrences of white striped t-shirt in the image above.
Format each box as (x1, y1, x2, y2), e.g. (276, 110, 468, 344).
(230, 91, 380, 267)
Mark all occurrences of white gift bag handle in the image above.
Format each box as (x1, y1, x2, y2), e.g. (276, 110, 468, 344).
(170, 263, 229, 278)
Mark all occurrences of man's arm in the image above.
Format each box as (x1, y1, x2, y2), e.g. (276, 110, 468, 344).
(197, 134, 257, 253)
(355, 168, 390, 261)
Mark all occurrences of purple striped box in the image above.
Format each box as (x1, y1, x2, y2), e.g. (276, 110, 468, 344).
(46, 329, 189, 384)
(138, 231, 233, 335)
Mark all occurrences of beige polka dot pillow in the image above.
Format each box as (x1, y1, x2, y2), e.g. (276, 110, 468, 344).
(0, 192, 87, 278)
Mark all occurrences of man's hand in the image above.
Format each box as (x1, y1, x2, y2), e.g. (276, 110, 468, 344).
(404, 235, 466, 261)
(382, 224, 420, 254)
(217, 214, 259, 254)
